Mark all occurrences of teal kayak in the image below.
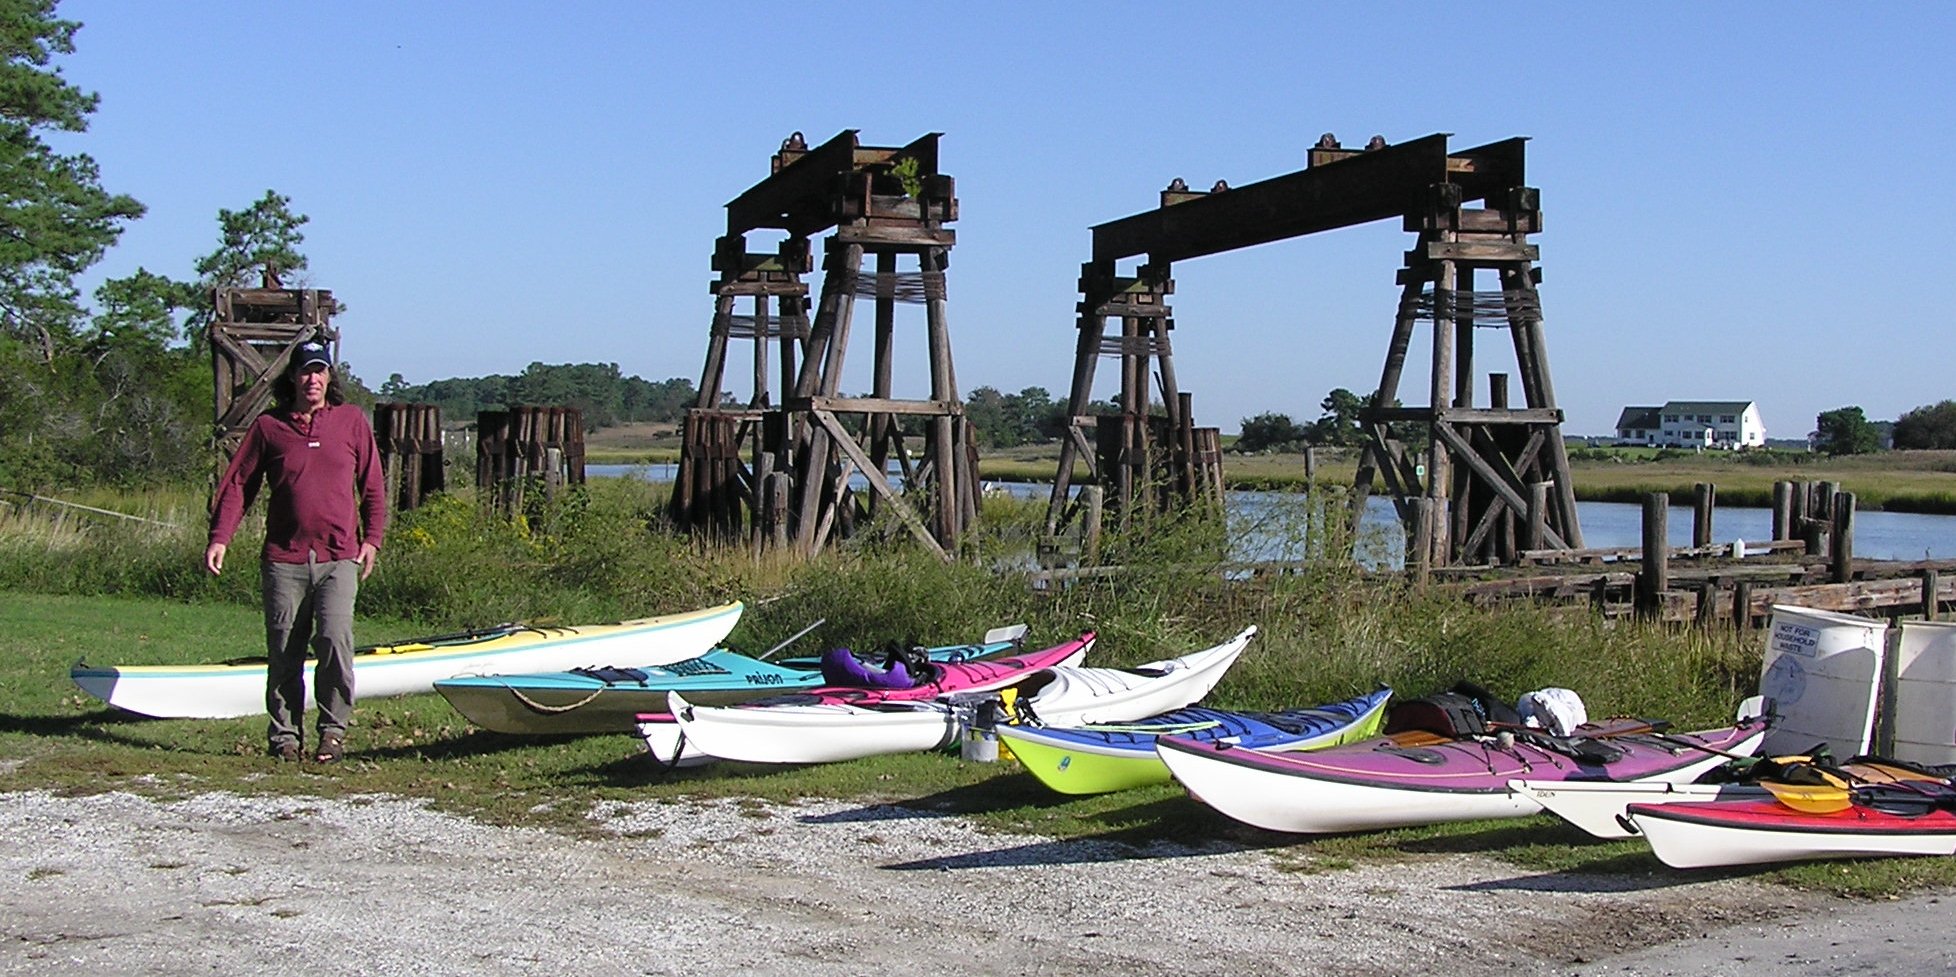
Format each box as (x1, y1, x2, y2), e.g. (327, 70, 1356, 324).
(434, 626, 1028, 735)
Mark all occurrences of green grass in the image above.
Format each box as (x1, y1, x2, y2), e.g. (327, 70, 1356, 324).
(5, 481, 1956, 896)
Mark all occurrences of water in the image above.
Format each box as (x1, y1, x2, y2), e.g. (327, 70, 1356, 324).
(589, 464, 1956, 563)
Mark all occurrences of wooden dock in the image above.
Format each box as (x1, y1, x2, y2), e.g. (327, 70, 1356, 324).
(1031, 479, 1954, 627)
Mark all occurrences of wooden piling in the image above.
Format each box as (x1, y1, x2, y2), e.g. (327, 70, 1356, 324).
(1771, 481, 1794, 541)
(1831, 491, 1856, 583)
(1637, 492, 1668, 618)
(1692, 483, 1714, 548)
(1925, 569, 1942, 621)
(1525, 481, 1548, 553)
(1081, 485, 1104, 564)
(1410, 498, 1433, 588)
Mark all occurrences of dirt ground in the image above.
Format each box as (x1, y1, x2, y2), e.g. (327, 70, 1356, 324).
(5, 789, 1953, 977)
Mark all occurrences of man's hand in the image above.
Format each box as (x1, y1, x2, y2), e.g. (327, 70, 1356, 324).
(204, 542, 226, 576)
(358, 542, 378, 580)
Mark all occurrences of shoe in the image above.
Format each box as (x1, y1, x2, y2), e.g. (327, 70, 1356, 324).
(271, 741, 301, 761)
(313, 730, 345, 764)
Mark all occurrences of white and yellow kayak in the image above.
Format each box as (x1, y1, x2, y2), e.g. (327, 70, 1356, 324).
(70, 600, 744, 719)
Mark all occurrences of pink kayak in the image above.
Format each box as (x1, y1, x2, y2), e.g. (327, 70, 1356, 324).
(753, 631, 1094, 705)
(635, 632, 1094, 765)
(1158, 706, 1769, 834)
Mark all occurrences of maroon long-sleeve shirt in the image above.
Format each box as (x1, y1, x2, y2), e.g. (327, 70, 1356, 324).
(209, 403, 387, 564)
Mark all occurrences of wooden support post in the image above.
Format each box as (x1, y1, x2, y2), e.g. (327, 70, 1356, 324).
(1410, 497, 1433, 588)
(1772, 481, 1794, 541)
(767, 472, 790, 552)
(1692, 482, 1715, 548)
(1831, 491, 1855, 584)
(1427, 258, 1456, 564)
(1638, 492, 1668, 619)
(1525, 481, 1548, 555)
(1817, 481, 1841, 521)
(1302, 446, 1317, 483)
(1081, 485, 1104, 565)
(543, 447, 563, 502)
(1733, 579, 1754, 631)
(1925, 569, 1942, 621)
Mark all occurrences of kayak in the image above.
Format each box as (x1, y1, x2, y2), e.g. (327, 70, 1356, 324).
(667, 628, 1254, 765)
(1156, 700, 1769, 835)
(1509, 780, 1770, 840)
(645, 638, 1095, 767)
(1631, 796, 1956, 869)
(997, 686, 1392, 795)
(71, 601, 744, 719)
(433, 625, 1030, 735)
(1515, 753, 1946, 840)
(1010, 626, 1256, 728)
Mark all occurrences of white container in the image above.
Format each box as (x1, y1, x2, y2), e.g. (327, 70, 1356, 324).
(1892, 620, 1956, 766)
(960, 724, 999, 762)
(1757, 604, 1887, 757)
(955, 699, 1000, 762)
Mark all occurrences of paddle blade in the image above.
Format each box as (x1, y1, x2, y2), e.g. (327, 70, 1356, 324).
(1762, 779, 1853, 814)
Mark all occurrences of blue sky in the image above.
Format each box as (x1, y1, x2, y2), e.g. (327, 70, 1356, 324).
(55, 2, 1955, 437)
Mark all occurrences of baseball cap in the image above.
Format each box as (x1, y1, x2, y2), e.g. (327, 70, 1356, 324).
(290, 341, 332, 373)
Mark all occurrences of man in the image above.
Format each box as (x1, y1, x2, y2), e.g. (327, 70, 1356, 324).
(205, 340, 386, 763)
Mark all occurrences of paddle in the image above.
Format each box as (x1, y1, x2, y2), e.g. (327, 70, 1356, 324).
(756, 617, 826, 661)
(1761, 778, 1853, 814)
(1759, 760, 1956, 815)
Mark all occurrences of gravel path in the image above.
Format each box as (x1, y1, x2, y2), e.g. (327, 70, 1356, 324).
(1, 789, 1947, 977)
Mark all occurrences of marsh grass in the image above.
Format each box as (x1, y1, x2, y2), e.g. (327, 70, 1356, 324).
(5, 479, 1953, 894)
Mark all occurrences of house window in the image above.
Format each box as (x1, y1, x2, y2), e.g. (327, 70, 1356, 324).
(1721, 415, 1735, 423)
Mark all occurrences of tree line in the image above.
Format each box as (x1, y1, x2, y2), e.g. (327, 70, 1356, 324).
(1231, 388, 1426, 453)
(378, 365, 697, 431)
(1815, 403, 1956, 455)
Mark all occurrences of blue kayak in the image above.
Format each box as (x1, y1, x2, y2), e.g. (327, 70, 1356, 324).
(435, 630, 1028, 735)
(995, 688, 1393, 795)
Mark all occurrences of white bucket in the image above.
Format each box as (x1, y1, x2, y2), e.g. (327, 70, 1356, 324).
(1758, 604, 1887, 757)
(1892, 620, 1956, 765)
(960, 724, 999, 763)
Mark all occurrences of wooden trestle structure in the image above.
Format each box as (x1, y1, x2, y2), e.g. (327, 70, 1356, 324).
(477, 406, 584, 518)
(1050, 132, 1583, 567)
(372, 403, 444, 512)
(1047, 191, 1226, 534)
(207, 269, 335, 461)
(669, 131, 976, 558)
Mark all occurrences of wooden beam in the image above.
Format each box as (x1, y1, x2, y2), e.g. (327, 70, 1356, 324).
(725, 129, 859, 236)
(1367, 406, 1563, 425)
(1092, 134, 1456, 264)
(1417, 240, 1539, 262)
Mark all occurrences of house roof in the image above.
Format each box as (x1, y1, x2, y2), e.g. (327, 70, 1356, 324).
(1615, 406, 1661, 429)
(1661, 400, 1755, 415)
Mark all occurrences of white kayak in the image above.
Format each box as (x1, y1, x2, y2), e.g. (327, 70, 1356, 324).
(1508, 779, 1769, 840)
(668, 628, 1253, 765)
(1012, 626, 1255, 728)
(71, 600, 744, 719)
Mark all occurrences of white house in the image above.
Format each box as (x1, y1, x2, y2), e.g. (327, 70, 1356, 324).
(1615, 400, 1765, 449)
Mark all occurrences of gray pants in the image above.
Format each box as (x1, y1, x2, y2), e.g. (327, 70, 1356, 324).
(261, 557, 360, 750)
